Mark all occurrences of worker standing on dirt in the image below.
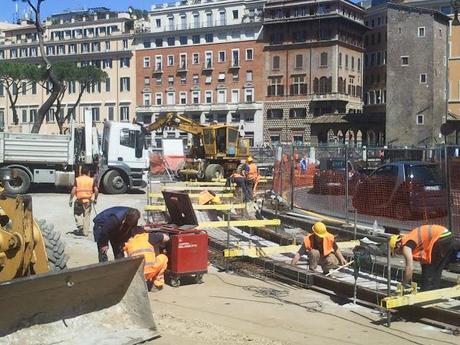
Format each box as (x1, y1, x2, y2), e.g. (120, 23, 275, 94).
(226, 169, 248, 202)
(69, 165, 98, 236)
(243, 156, 259, 201)
(389, 225, 460, 291)
(92, 207, 141, 262)
(291, 222, 347, 274)
(124, 226, 170, 290)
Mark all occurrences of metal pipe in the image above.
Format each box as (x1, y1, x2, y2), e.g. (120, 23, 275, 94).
(290, 145, 295, 210)
(386, 236, 392, 327)
(445, 144, 453, 231)
(225, 210, 231, 272)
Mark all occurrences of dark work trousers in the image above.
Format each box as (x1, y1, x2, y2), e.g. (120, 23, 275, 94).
(94, 223, 131, 262)
(245, 179, 255, 201)
(420, 236, 460, 291)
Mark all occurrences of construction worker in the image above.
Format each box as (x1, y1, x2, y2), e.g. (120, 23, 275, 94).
(92, 207, 141, 262)
(226, 169, 248, 202)
(389, 225, 460, 291)
(124, 226, 170, 290)
(291, 222, 347, 274)
(69, 165, 98, 236)
(243, 156, 259, 201)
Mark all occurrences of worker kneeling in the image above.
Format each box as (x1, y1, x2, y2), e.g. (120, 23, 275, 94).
(291, 222, 347, 274)
(124, 226, 170, 291)
(390, 224, 460, 291)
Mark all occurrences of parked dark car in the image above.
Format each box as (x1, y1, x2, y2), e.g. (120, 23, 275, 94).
(352, 161, 447, 220)
(311, 158, 365, 195)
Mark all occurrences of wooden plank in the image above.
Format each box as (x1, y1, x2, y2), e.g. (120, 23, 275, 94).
(198, 219, 281, 228)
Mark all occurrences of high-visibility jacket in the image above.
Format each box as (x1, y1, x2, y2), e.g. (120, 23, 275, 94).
(402, 225, 450, 264)
(304, 233, 335, 257)
(124, 233, 157, 276)
(246, 163, 259, 181)
(76, 175, 94, 203)
(232, 172, 243, 179)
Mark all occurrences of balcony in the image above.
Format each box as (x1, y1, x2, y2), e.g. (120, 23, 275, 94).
(229, 61, 241, 69)
(153, 64, 163, 74)
(177, 63, 188, 72)
(309, 92, 357, 102)
(159, 20, 233, 32)
(203, 61, 213, 71)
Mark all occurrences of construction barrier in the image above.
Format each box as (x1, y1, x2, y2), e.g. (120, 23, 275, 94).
(150, 152, 185, 175)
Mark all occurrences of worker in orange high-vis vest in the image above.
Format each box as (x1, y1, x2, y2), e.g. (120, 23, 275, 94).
(124, 226, 170, 290)
(390, 225, 460, 291)
(291, 222, 347, 274)
(69, 165, 98, 236)
(243, 156, 259, 201)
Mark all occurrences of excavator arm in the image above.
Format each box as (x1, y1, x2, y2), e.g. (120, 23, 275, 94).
(144, 112, 206, 136)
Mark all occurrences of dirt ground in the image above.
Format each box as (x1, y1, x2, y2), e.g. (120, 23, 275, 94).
(29, 188, 458, 345)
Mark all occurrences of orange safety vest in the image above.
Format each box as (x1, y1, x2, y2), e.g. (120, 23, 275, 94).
(246, 163, 259, 181)
(303, 233, 335, 257)
(402, 225, 450, 264)
(124, 233, 157, 276)
(232, 172, 243, 178)
(76, 175, 94, 203)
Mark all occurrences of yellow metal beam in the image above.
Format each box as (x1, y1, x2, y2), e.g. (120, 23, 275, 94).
(337, 240, 360, 250)
(211, 177, 272, 182)
(224, 244, 300, 258)
(381, 283, 460, 309)
(145, 203, 246, 211)
(198, 219, 281, 228)
(149, 192, 235, 199)
(161, 186, 235, 191)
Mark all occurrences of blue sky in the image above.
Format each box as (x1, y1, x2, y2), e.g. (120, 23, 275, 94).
(0, 0, 362, 23)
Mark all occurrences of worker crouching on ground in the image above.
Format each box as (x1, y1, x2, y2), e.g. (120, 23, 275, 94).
(390, 224, 460, 291)
(92, 207, 141, 262)
(124, 226, 170, 291)
(243, 156, 260, 201)
(69, 165, 98, 236)
(291, 222, 347, 274)
(226, 169, 249, 202)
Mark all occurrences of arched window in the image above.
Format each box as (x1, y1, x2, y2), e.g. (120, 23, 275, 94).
(327, 77, 332, 93)
(338, 77, 344, 93)
(319, 77, 328, 94)
(367, 130, 376, 146)
(313, 78, 319, 93)
(327, 129, 335, 143)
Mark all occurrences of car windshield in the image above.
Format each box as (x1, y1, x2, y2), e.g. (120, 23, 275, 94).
(405, 164, 442, 186)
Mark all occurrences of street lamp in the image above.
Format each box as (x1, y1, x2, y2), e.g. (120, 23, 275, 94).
(452, 0, 460, 26)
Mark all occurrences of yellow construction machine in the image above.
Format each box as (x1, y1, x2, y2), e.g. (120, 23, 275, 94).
(0, 170, 158, 344)
(146, 112, 250, 180)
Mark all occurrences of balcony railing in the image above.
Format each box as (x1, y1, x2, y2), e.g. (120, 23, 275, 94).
(159, 20, 237, 32)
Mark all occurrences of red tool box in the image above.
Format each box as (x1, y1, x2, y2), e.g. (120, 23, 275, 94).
(158, 191, 209, 287)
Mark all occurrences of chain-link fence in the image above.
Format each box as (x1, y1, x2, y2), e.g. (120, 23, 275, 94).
(271, 144, 460, 239)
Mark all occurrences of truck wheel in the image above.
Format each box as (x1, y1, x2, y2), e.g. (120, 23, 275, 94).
(205, 164, 224, 180)
(103, 170, 128, 194)
(38, 220, 68, 271)
(3, 168, 31, 194)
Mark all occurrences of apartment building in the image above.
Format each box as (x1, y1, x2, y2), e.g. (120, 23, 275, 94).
(134, 0, 265, 147)
(364, 2, 449, 146)
(0, 7, 135, 134)
(262, 0, 367, 146)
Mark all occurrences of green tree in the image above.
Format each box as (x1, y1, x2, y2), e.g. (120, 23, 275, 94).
(0, 62, 44, 125)
(14, 0, 64, 133)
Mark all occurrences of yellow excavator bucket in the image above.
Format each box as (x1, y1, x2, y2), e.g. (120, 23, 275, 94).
(0, 257, 159, 345)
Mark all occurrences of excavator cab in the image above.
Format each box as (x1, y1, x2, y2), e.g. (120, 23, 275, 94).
(203, 128, 216, 157)
(227, 127, 238, 157)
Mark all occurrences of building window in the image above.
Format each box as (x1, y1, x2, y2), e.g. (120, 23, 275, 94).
(291, 76, 307, 95)
(30, 109, 37, 123)
(233, 10, 239, 19)
(91, 107, 100, 122)
(233, 71, 239, 81)
(218, 72, 226, 82)
(192, 91, 200, 104)
(231, 89, 239, 103)
(295, 54, 303, 69)
(21, 109, 27, 123)
(244, 88, 254, 102)
(180, 91, 187, 105)
(351, 56, 355, 70)
(345, 55, 349, 69)
(205, 75, 212, 84)
(270, 134, 280, 144)
(218, 51, 226, 62)
(272, 56, 280, 70)
(122, 39, 128, 50)
(167, 37, 175, 46)
(156, 18, 161, 27)
(180, 36, 187, 45)
(156, 76, 162, 85)
(120, 77, 130, 92)
(193, 74, 199, 84)
(120, 57, 130, 68)
(179, 53, 187, 70)
(155, 38, 163, 47)
(143, 57, 150, 68)
(166, 92, 175, 105)
(205, 51, 213, 68)
(339, 53, 342, 68)
(143, 93, 151, 106)
(245, 49, 253, 61)
(267, 77, 283, 96)
(205, 34, 213, 43)
(246, 70, 253, 82)
(416, 114, 424, 125)
(267, 109, 283, 119)
(231, 49, 240, 67)
(167, 55, 174, 66)
(144, 77, 150, 86)
(217, 89, 226, 103)
(155, 56, 162, 71)
(105, 78, 111, 92)
(418, 27, 425, 37)
(320, 52, 328, 67)
(401, 56, 409, 66)
(357, 58, 361, 72)
(289, 108, 306, 119)
(168, 76, 174, 86)
(205, 90, 212, 104)
(420, 73, 427, 84)
(192, 35, 200, 44)
(120, 106, 129, 121)
(155, 93, 162, 105)
(193, 53, 199, 64)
